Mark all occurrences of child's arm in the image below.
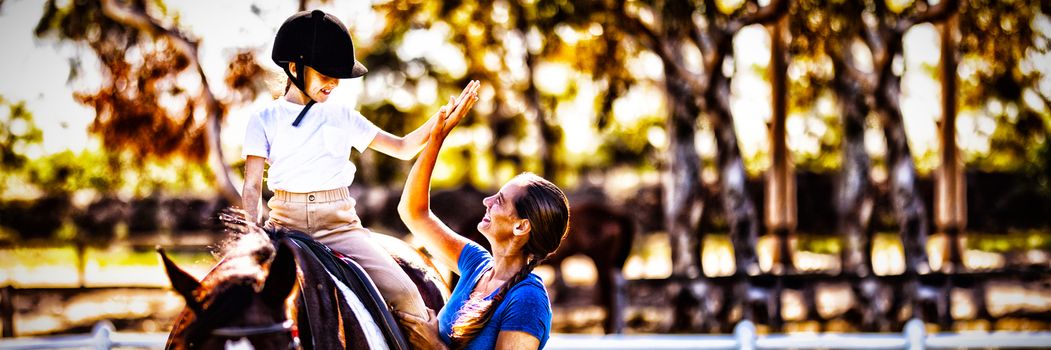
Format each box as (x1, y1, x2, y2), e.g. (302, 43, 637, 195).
(242, 156, 266, 225)
(368, 83, 480, 160)
(367, 116, 437, 160)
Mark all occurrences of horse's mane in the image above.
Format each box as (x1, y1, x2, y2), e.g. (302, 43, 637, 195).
(176, 211, 287, 346)
(205, 213, 276, 296)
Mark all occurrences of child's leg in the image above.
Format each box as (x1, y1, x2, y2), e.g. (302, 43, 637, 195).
(312, 196, 430, 320)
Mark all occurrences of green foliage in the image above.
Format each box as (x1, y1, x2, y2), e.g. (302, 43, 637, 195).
(1037, 140, 1051, 194)
(796, 234, 842, 255)
(0, 98, 43, 170)
(26, 150, 121, 195)
(956, 0, 1050, 171)
(596, 113, 665, 169)
(8, 140, 213, 199)
(967, 231, 1051, 252)
(0, 97, 44, 195)
(12, 0, 1049, 210)
(363, 0, 641, 186)
(88, 247, 214, 268)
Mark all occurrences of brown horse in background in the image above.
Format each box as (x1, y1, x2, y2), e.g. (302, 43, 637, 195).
(160, 223, 448, 349)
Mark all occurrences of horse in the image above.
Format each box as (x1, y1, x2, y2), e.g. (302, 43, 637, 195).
(160, 221, 448, 349)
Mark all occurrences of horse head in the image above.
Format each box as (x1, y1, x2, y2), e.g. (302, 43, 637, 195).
(160, 237, 298, 350)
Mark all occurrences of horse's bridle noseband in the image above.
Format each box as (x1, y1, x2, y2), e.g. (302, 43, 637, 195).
(210, 320, 298, 349)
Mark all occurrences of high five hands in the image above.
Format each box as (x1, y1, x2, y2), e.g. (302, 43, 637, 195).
(432, 80, 481, 143)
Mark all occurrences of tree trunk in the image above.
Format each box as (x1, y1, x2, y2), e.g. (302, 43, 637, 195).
(766, 18, 796, 275)
(936, 15, 965, 272)
(830, 49, 875, 277)
(708, 58, 761, 277)
(663, 58, 707, 333)
(205, 106, 242, 204)
(875, 39, 931, 275)
(525, 50, 560, 181)
(664, 78, 705, 281)
(515, 6, 560, 181)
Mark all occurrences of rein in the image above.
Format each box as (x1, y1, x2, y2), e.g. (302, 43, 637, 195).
(212, 320, 294, 338)
(211, 320, 298, 350)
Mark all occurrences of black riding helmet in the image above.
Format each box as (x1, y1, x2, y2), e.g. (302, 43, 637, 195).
(272, 10, 368, 126)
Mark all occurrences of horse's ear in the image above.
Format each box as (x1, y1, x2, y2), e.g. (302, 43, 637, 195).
(261, 240, 297, 308)
(158, 247, 203, 313)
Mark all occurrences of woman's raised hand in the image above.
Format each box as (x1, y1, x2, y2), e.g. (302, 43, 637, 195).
(431, 80, 480, 143)
(395, 309, 449, 350)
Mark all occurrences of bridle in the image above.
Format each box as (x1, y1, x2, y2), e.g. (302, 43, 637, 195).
(208, 320, 299, 350)
(213, 320, 294, 338)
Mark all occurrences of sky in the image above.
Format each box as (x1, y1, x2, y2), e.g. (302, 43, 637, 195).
(0, 0, 98, 158)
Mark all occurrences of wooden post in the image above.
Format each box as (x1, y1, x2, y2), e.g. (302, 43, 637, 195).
(1, 286, 14, 337)
(766, 17, 796, 273)
(936, 14, 966, 272)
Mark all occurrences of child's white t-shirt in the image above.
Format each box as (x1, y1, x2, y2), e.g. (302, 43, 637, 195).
(241, 98, 380, 193)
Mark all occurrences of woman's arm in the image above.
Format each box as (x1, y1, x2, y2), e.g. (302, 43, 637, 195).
(242, 156, 266, 225)
(398, 80, 480, 271)
(396, 309, 450, 350)
(495, 331, 541, 350)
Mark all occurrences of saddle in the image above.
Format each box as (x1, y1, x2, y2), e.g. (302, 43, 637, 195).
(282, 232, 410, 350)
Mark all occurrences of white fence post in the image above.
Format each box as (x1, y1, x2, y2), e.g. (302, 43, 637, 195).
(92, 321, 114, 350)
(734, 320, 756, 350)
(905, 318, 926, 350)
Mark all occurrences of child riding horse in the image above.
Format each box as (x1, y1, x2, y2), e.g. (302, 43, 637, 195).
(161, 220, 448, 349)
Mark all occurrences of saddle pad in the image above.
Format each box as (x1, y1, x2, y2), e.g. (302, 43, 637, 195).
(285, 233, 411, 350)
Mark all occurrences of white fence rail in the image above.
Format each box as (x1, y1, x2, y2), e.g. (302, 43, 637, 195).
(3, 319, 1051, 349)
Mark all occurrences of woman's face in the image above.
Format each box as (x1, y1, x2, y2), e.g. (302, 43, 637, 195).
(295, 64, 339, 103)
(477, 179, 527, 241)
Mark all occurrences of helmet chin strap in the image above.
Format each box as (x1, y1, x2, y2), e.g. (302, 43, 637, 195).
(286, 10, 325, 127)
(283, 62, 316, 127)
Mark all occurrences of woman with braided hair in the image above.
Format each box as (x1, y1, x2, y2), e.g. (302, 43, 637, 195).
(397, 93, 569, 349)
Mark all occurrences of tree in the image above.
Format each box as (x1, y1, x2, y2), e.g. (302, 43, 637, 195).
(785, 0, 878, 276)
(956, 0, 1051, 173)
(615, 0, 788, 331)
(35, 0, 267, 203)
(857, 0, 959, 274)
(954, 0, 1051, 235)
(365, 1, 643, 188)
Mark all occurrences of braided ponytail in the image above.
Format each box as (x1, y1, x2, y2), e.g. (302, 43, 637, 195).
(450, 256, 544, 348)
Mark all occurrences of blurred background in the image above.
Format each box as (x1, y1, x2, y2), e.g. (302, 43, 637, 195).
(0, 0, 1050, 340)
